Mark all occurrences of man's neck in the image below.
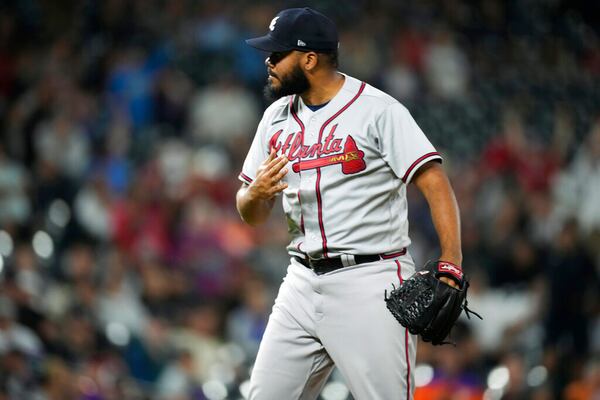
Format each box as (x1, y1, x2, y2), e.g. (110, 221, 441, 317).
(301, 71, 345, 106)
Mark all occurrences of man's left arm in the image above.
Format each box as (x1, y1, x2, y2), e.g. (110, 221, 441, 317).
(412, 161, 461, 288)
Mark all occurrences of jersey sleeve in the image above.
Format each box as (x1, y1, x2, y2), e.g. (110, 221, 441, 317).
(375, 102, 442, 184)
(238, 113, 269, 185)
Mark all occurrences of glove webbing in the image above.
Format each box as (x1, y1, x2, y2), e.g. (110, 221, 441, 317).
(384, 278, 434, 334)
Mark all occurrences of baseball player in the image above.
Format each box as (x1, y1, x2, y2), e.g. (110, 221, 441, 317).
(236, 8, 462, 400)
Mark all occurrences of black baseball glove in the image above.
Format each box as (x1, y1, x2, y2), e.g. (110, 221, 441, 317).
(384, 260, 481, 345)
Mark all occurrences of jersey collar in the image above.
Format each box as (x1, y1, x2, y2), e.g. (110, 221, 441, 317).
(296, 73, 360, 118)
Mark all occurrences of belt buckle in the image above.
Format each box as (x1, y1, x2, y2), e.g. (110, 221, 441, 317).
(307, 257, 329, 273)
(298, 256, 317, 270)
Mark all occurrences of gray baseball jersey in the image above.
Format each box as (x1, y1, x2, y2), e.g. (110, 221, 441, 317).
(239, 74, 441, 260)
(239, 74, 441, 400)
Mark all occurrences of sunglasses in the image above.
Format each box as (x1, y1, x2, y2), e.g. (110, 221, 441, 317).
(268, 50, 294, 65)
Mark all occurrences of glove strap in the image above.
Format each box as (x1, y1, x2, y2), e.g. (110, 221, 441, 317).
(436, 260, 463, 281)
(463, 283, 483, 321)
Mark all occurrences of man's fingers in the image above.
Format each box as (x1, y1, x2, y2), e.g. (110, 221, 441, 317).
(261, 149, 277, 169)
(262, 154, 288, 175)
(253, 152, 289, 197)
(268, 155, 288, 175)
(267, 155, 288, 169)
(271, 182, 288, 194)
(273, 167, 288, 181)
(439, 276, 459, 288)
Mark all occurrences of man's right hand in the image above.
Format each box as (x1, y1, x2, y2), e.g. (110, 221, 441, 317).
(247, 149, 289, 200)
(236, 150, 289, 226)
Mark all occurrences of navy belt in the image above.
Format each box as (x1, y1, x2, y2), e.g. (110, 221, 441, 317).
(294, 249, 406, 275)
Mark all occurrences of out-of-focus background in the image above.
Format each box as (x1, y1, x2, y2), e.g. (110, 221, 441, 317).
(0, 0, 599, 399)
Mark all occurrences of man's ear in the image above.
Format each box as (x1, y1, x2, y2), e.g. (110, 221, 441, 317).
(303, 52, 319, 71)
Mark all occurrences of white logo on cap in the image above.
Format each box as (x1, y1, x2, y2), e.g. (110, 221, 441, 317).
(269, 16, 279, 31)
(297, 39, 306, 47)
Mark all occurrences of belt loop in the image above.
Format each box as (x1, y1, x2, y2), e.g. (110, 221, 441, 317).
(340, 254, 355, 267)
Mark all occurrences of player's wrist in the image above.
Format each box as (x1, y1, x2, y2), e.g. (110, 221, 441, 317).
(438, 253, 462, 267)
(435, 260, 463, 283)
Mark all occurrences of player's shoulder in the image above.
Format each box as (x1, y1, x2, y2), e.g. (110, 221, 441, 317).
(344, 74, 398, 105)
(342, 74, 400, 108)
(362, 85, 399, 107)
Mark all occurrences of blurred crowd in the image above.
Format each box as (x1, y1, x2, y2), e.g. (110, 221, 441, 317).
(0, 0, 599, 399)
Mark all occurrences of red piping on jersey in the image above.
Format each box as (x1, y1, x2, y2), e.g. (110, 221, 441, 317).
(239, 173, 253, 184)
(395, 260, 411, 400)
(405, 327, 410, 398)
(290, 97, 306, 235)
(395, 260, 403, 284)
(401, 152, 441, 183)
(297, 191, 304, 233)
(315, 82, 366, 258)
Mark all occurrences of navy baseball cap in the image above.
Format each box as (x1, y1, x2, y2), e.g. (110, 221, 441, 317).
(246, 8, 339, 53)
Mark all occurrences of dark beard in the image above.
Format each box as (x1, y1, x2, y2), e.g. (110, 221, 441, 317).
(263, 64, 310, 102)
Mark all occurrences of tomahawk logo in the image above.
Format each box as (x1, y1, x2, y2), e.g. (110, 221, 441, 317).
(269, 125, 367, 175)
(269, 16, 279, 31)
(291, 136, 366, 174)
(438, 262, 463, 280)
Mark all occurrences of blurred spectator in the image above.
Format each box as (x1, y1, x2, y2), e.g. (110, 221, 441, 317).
(338, 29, 382, 82)
(34, 111, 91, 181)
(175, 194, 252, 299)
(123, 317, 172, 385)
(187, 79, 260, 146)
(38, 357, 78, 400)
(155, 350, 200, 400)
(156, 138, 193, 198)
(525, 191, 562, 247)
(32, 159, 77, 217)
(0, 348, 44, 400)
(139, 259, 177, 319)
(500, 352, 531, 400)
(154, 68, 195, 133)
(415, 322, 484, 399)
(73, 173, 113, 241)
(0, 296, 42, 357)
(479, 108, 559, 194)
(170, 303, 223, 382)
(100, 117, 134, 195)
(382, 29, 421, 101)
(550, 105, 577, 166)
(95, 250, 149, 336)
(555, 119, 600, 249)
(61, 242, 97, 283)
(461, 271, 541, 354)
(564, 358, 600, 400)
(0, 145, 30, 227)
(9, 243, 45, 313)
(489, 234, 542, 289)
(544, 220, 598, 360)
(226, 276, 271, 361)
(424, 28, 469, 99)
(110, 165, 172, 262)
(106, 46, 169, 131)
